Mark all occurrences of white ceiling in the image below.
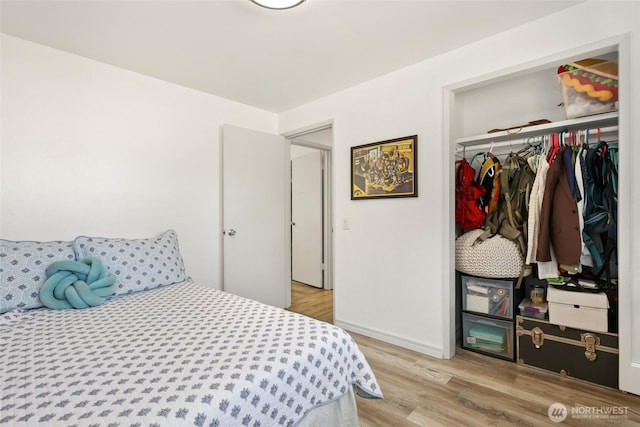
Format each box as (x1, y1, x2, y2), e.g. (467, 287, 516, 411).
(1, 0, 580, 113)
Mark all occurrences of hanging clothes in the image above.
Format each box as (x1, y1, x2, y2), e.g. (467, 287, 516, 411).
(458, 126, 617, 279)
(526, 152, 560, 278)
(536, 146, 583, 272)
(526, 154, 545, 264)
(575, 144, 594, 267)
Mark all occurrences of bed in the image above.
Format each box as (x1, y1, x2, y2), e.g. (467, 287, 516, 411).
(0, 231, 382, 426)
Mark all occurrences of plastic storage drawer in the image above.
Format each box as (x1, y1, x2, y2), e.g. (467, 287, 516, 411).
(462, 312, 514, 360)
(461, 275, 513, 319)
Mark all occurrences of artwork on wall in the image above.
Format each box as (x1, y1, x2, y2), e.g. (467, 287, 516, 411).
(351, 135, 417, 199)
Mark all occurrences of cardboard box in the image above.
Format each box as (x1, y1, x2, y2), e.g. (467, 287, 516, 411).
(547, 286, 609, 332)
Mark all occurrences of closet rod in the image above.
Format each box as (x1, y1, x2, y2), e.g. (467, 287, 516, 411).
(455, 125, 618, 154)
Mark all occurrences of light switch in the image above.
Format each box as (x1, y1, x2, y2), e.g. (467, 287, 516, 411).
(342, 217, 350, 230)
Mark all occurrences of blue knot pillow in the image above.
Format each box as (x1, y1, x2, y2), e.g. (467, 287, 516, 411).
(40, 257, 116, 310)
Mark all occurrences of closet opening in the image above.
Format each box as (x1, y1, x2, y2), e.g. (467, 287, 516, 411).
(442, 37, 632, 394)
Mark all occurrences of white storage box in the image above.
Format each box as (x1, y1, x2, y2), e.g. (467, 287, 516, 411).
(547, 286, 609, 332)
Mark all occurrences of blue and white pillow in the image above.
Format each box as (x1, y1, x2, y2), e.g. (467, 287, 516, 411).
(73, 230, 187, 295)
(1, 239, 76, 313)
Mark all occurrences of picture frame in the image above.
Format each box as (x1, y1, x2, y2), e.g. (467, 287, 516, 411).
(351, 135, 417, 200)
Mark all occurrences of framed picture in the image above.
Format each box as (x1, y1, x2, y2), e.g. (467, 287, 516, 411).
(351, 135, 417, 200)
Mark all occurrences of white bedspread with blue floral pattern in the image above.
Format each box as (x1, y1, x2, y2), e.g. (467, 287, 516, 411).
(0, 282, 382, 426)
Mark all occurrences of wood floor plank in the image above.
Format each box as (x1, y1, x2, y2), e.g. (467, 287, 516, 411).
(288, 281, 640, 425)
(288, 280, 333, 323)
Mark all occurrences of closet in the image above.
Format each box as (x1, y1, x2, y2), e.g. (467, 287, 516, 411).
(448, 43, 625, 389)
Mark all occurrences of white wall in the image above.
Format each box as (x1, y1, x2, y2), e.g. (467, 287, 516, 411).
(279, 1, 640, 358)
(0, 34, 278, 288)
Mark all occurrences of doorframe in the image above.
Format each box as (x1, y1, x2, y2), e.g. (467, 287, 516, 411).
(283, 123, 334, 295)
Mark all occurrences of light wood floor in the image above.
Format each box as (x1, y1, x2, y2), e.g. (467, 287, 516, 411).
(289, 280, 333, 323)
(288, 281, 640, 426)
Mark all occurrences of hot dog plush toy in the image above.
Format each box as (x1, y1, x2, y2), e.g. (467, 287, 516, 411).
(558, 58, 618, 103)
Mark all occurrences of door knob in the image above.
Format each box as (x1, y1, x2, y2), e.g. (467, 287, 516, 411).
(225, 229, 237, 236)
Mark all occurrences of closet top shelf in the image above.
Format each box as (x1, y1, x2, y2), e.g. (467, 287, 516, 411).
(456, 112, 619, 147)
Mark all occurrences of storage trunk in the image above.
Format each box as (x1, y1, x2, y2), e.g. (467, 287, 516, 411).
(516, 315, 618, 388)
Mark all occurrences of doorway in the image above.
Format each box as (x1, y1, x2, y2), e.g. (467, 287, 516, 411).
(291, 147, 325, 288)
(287, 125, 334, 320)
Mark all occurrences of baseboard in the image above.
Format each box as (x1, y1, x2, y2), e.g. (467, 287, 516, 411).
(335, 319, 444, 359)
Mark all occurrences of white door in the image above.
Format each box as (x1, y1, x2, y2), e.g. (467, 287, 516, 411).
(291, 150, 323, 288)
(222, 125, 291, 308)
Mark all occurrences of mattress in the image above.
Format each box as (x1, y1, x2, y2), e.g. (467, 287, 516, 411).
(0, 281, 382, 426)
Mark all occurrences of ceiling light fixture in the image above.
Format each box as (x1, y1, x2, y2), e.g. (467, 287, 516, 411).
(249, 0, 305, 10)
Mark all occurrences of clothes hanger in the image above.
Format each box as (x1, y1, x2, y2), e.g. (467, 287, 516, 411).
(470, 151, 485, 169)
(527, 136, 545, 155)
(525, 136, 544, 170)
(540, 134, 550, 158)
(548, 132, 560, 164)
(577, 129, 585, 148)
(561, 128, 570, 147)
